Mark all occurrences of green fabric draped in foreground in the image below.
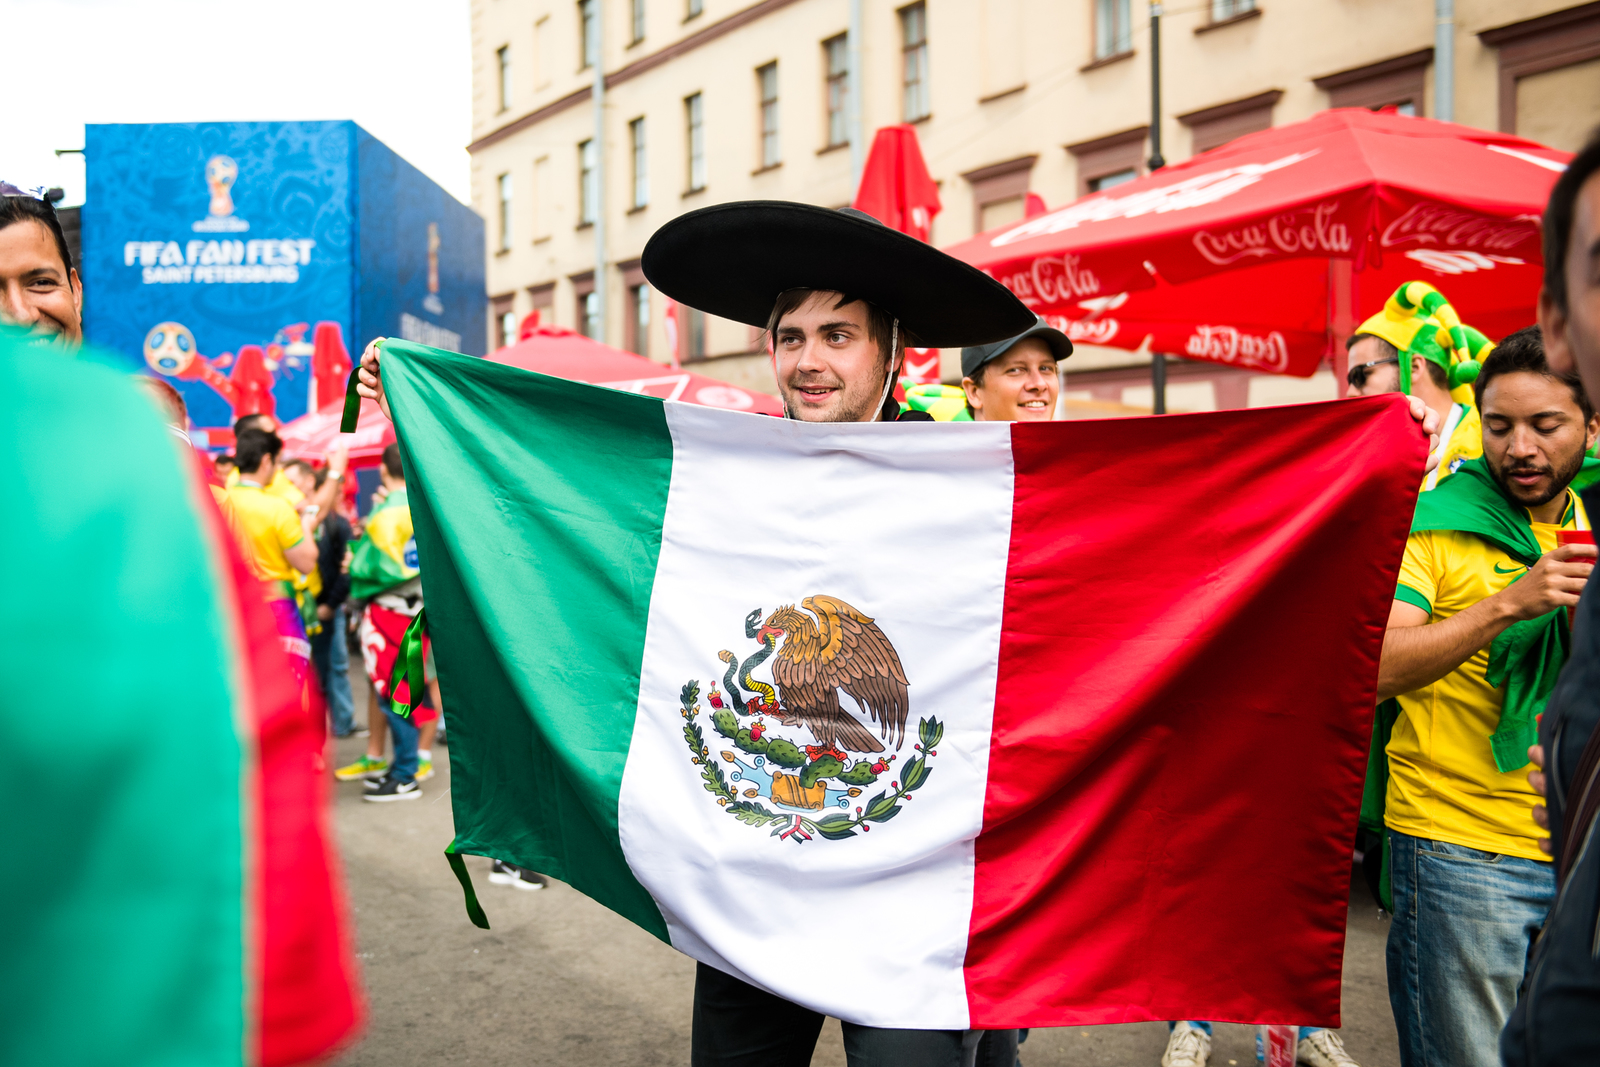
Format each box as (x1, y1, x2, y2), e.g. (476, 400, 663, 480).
(1, 333, 248, 1066)
(1410, 456, 1572, 773)
(383, 340, 674, 940)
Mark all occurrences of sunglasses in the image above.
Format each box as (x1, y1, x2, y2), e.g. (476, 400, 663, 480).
(1346, 355, 1399, 389)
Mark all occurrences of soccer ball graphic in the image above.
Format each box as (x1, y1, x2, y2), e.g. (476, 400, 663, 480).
(144, 321, 196, 376)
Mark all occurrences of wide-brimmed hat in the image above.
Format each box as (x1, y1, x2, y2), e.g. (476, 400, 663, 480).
(960, 316, 1073, 378)
(641, 201, 1035, 348)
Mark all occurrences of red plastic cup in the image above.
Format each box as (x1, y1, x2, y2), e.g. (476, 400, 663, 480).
(1558, 529, 1596, 624)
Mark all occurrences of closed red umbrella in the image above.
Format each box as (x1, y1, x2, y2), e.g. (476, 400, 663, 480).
(944, 108, 1570, 377)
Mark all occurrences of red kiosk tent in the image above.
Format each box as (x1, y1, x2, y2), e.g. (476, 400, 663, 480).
(278, 324, 782, 465)
(942, 109, 1571, 382)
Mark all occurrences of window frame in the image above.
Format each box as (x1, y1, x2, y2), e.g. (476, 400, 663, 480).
(899, 3, 930, 123)
(579, 0, 597, 70)
(496, 44, 512, 112)
(824, 35, 850, 149)
(1093, 0, 1132, 62)
(757, 62, 781, 169)
(630, 0, 646, 45)
(578, 138, 598, 227)
(496, 172, 513, 251)
(685, 92, 706, 193)
(630, 117, 649, 210)
(686, 0, 703, 19)
(1209, 0, 1257, 24)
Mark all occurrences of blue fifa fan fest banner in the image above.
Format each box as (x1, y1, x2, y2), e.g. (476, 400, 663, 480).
(83, 121, 485, 443)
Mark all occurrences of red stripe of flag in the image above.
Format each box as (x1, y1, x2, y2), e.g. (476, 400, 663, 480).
(966, 396, 1422, 1027)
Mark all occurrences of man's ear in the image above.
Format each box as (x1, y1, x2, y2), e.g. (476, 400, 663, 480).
(69, 268, 83, 314)
(1540, 285, 1575, 376)
(1586, 412, 1599, 452)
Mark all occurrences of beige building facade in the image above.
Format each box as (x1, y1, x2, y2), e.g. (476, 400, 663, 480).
(468, 0, 1600, 410)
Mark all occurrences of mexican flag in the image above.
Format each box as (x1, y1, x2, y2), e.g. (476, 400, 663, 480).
(2, 333, 361, 1065)
(386, 340, 1422, 1030)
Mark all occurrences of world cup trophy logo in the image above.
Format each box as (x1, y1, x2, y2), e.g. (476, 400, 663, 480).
(423, 222, 444, 314)
(205, 156, 239, 218)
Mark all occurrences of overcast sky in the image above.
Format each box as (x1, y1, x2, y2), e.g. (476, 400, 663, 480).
(1, 0, 473, 207)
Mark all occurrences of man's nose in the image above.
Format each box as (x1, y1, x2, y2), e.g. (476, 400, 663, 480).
(1508, 426, 1543, 458)
(793, 338, 828, 372)
(0, 281, 36, 326)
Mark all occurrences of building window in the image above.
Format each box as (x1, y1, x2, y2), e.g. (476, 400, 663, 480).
(686, 0, 702, 18)
(1211, 0, 1256, 21)
(496, 172, 513, 251)
(579, 0, 597, 70)
(684, 305, 706, 360)
(1088, 168, 1138, 192)
(825, 35, 849, 148)
(757, 62, 780, 168)
(685, 92, 706, 192)
(581, 290, 601, 338)
(1095, 0, 1132, 60)
(1177, 89, 1281, 154)
(900, 4, 929, 122)
(629, 118, 649, 209)
(961, 154, 1037, 233)
(497, 45, 512, 112)
(1311, 49, 1431, 116)
(626, 282, 650, 356)
(492, 294, 516, 349)
(630, 0, 646, 44)
(578, 138, 598, 226)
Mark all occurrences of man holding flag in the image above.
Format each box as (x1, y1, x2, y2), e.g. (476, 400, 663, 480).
(357, 202, 1441, 1067)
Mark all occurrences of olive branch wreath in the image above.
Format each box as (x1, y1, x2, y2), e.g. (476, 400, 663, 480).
(678, 679, 940, 843)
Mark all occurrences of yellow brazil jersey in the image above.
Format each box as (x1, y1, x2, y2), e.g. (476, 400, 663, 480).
(221, 482, 305, 584)
(1421, 403, 1482, 492)
(1388, 491, 1587, 860)
(225, 466, 305, 507)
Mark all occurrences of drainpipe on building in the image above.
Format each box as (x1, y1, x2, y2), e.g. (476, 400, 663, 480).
(848, 0, 864, 189)
(1148, 2, 1167, 414)
(592, 0, 608, 344)
(1434, 0, 1454, 122)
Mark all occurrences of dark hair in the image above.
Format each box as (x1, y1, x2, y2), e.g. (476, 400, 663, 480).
(233, 412, 274, 436)
(234, 428, 283, 475)
(1543, 128, 1600, 315)
(283, 458, 324, 487)
(0, 195, 74, 275)
(765, 289, 910, 372)
(382, 443, 405, 480)
(1474, 324, 1596, 421)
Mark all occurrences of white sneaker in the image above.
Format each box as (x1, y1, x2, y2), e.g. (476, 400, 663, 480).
(488, 860, 547, 891)
(1297, 1030, 1358, 1067)
(1162, 1022, 1211, 1067)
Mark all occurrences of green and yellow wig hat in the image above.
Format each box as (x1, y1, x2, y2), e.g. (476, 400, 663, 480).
(1354, 282, 1481, 397)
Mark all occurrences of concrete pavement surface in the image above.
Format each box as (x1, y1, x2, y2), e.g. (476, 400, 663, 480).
(331, 667, 1400, 1067)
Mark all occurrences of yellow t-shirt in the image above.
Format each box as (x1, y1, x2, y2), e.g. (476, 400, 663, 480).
(221, 483, 305, 584)
(225, 467, 304, 507)
(1388, 492, 1584, 860)
(1423, 403, 1482, 491)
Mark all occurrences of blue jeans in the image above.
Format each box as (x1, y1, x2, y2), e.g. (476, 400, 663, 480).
(310, 606, 355, 736)
(1169, 1021, 1320, 1061)
(382, 697, 419, 783)
(1386, 831, 1554, 1067)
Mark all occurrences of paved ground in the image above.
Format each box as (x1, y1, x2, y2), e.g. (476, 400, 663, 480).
(331, 665, 1400, 1067)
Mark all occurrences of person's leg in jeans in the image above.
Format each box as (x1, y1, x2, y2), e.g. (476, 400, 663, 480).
(382, 697, 419, 784)
(323, 605, 355, 736)
(1386, 831, 1555, 1067)
(691, 962, 823, 1067)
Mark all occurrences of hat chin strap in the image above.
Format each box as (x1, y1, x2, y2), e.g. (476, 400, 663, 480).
(773, 317, 902, 422)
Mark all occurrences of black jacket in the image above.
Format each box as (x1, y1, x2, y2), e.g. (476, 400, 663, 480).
(1500, 482, 1600, 1067)
(314, 512, 352, 610)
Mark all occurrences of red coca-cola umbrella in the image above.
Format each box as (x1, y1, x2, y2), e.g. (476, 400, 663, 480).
(943, 108, 1571, 377)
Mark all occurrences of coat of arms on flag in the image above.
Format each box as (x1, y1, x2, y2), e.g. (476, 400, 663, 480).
(680, 596, 939, 844)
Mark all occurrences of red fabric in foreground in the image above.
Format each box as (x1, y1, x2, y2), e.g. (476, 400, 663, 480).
(967, 395, 1423, 1027)
(190, 473, 364, 1065)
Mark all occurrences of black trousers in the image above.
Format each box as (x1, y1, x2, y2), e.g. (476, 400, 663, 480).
(691, 962, 1019, 1067)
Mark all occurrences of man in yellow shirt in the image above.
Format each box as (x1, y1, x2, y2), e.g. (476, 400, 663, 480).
(1377, 328, 1598, 1067)
(221, 428, 319, 689)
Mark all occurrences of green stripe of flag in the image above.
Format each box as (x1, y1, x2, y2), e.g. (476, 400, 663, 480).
(1, 334, 248, 1064)
(385, 341, 674, 939)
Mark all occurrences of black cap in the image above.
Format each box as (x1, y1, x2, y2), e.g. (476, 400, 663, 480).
(641, 201, 1035, 349)
(960, 316, 1073, 378)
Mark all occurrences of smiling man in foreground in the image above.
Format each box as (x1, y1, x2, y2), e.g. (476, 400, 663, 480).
(1375, 326, 1597, 1067)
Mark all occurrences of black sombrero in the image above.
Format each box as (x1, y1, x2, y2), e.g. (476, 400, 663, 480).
(641, 201, 1035, 349)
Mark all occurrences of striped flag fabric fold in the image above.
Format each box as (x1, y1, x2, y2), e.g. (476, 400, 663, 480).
(384, 340, 1422, 1030)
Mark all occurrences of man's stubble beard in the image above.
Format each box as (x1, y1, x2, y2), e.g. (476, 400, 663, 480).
(1488, 443, 1587, 508)
(783, 364, 890, 423)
